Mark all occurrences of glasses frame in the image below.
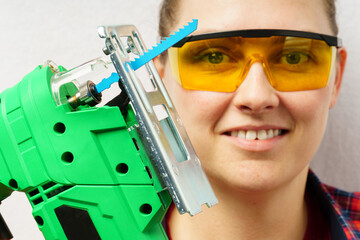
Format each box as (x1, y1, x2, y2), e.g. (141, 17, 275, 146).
(172, 29, 342, 48)
(169, 29, 341, 92)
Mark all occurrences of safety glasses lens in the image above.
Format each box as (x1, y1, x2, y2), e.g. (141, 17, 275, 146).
(169, 35, 335, 92)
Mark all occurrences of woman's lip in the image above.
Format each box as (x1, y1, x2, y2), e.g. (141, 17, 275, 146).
(222, 130, 288, 152)
(222, 125, 288, 132)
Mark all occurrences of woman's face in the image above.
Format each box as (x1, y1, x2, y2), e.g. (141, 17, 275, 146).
(159, 0, 346, 192)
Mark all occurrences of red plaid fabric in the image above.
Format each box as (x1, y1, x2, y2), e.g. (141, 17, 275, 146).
(309, 170, 360, 239)
(164, 171, 360, 239)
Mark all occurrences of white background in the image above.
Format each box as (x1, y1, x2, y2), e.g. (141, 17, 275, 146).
(0, 0, 359, 239)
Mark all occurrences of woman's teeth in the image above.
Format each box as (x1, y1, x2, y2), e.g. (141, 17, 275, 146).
(230, 129, 283, 140)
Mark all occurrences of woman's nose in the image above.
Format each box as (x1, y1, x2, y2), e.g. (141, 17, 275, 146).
(232, 62, 280, 114)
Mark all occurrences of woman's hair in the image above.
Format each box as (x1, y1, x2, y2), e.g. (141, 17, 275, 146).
(324, 0, 338, 35)
(158, 0, 338, 37)
(159, 0, 180, 38)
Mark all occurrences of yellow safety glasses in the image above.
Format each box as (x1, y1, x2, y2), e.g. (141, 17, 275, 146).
(168, 29, 342, 92)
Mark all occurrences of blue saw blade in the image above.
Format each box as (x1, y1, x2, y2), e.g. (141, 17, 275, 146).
(95, 19, 198, 93)
(95, 72, 119, 93)
(130, 19, 198, 70)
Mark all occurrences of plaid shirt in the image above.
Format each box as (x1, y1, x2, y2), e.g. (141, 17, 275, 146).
(308, 170, 360, 239)
(164, 171, 359, 239)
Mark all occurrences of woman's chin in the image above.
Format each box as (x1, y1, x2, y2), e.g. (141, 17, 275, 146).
(206, 163, 305, 196)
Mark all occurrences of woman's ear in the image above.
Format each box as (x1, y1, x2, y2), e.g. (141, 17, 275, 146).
(154, 56, 165, 78)
(330, 47, 347, 109)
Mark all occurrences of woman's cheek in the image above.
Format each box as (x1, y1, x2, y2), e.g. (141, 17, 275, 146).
(279, 90, 331, 146)
(280, 90, 331, 121)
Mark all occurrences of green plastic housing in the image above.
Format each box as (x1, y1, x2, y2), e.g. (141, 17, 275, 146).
(0, 65, 171, 239)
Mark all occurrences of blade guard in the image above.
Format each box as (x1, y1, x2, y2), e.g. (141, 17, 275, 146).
(97, 21, 218, 216)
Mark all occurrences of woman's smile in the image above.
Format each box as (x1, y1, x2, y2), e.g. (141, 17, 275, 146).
(222, 126, 289, 152)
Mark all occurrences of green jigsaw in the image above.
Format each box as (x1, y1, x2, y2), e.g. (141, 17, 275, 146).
(0, 20, 217, 240)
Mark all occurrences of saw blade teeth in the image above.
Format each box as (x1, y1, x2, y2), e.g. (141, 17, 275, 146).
(94, 72, 119, 93)
(129, 19, 198, 70)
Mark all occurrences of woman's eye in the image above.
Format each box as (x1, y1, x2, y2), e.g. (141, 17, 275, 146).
(190, 47, 234, 65)
(281, 52, 309, 65)
(206, 52, 224, 64)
